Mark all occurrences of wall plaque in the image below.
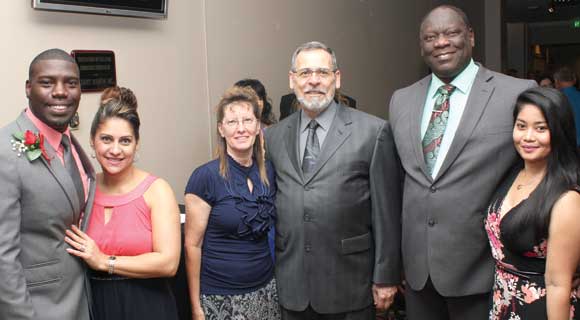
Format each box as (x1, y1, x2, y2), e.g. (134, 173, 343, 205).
(71, 50, 117, 92)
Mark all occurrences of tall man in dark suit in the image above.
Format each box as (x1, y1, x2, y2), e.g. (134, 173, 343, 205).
(266, 41, 402, 319)
(0, 49, 96, 320)
(389, 6, 536, 319)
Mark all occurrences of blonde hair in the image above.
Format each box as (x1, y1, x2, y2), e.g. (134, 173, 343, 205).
(215, 86, 269, 186)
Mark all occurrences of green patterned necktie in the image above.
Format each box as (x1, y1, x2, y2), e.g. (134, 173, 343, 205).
(422, 84, 456, 176)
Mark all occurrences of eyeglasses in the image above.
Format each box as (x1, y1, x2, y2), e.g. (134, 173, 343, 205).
(222, 117, 257, 128)
(292, 68, 336, 80)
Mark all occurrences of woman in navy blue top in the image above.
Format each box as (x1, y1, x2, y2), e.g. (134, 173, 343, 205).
(184, 86, 279, 320)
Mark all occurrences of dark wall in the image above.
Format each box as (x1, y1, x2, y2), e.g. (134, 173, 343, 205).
(429, 0, 486, 64)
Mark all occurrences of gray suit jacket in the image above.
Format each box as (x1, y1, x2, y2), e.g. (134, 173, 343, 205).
(389, 66, 536, 296)
(265, 103, 402, 313)
(0, 112, 96, 320)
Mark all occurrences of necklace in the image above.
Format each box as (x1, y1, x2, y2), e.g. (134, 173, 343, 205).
(516, 169, 543, 190)
(516, 183, 529, 190)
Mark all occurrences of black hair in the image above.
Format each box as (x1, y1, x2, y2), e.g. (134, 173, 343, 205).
(506, 87, 580, 240)
(29, 48, 78, 79)
(538, 73, 553, 84)
(234, 78, 277, 126)
(91, 86, 141, 141)
(421, 5, 472, 31)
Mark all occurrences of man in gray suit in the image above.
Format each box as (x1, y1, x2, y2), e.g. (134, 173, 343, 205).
(266, 41, 402, 319)
(0, 49, 96, 320)
(389, 6, 536, 320)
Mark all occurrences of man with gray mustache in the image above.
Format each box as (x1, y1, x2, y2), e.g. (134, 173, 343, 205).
(265, 41, 402, 319)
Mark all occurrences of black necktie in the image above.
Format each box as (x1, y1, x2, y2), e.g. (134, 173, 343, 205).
(302, 120, 320, 174)
(61, 135, 85, 208)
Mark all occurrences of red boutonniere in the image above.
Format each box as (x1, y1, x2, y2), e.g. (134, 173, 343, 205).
(11, 130, 50, 162)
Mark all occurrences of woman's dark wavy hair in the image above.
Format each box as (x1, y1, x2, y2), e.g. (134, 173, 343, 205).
(507, 87, 580, 240)
(90, 86, 140, 141)
(234, 79, 277, 126)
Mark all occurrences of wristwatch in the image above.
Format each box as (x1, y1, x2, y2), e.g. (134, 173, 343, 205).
(108, 256, 117, 275)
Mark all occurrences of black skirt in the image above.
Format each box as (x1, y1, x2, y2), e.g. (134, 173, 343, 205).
(90, 272, 179, 320)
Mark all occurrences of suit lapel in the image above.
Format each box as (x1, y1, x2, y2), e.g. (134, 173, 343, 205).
(304, 104, 352, 185)
(15, 113, 81, 215)
(284, 113, 304, 182)
(435, 67, 495, 181)
(411, 76, 432, 181)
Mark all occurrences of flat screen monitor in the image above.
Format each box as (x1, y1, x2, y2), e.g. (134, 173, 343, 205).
(32, 0, 167, 19)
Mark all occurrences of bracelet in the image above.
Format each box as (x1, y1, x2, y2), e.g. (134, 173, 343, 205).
(107, 256, 116, 275)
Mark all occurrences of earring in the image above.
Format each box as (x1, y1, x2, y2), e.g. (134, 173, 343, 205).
(90, 152, 96, 159)
(133, 152, 140, 163)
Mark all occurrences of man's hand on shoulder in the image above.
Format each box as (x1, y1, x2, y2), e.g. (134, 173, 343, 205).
(372, 283, 397, 311)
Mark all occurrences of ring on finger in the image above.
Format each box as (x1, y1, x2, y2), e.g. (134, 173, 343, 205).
(80, 245, 86, 252)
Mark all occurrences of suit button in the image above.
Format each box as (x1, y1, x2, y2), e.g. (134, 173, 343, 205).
(430, 186, 437, 193)
(304, 214, 311, 222)
(305, 244, 312, 252)
(304, 186, 311, 191)
(428, 219, 435, 226)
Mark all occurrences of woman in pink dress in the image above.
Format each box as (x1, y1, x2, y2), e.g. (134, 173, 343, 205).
(65, 86, 181, 320)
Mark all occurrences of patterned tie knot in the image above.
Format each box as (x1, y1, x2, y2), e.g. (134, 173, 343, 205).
(438, 84, 456, 97)
(307, 119, 319, 130)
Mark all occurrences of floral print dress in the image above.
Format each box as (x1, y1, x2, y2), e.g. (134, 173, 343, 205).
(485, 170, 579, 320)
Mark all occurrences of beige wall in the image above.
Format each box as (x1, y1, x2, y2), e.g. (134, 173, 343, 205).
(0, 1, 210, 196)
(205, 0, 430, 122)
(0, 1, 432, 194)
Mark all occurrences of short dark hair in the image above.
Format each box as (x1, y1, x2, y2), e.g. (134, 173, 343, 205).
(504, 87, 579, 243)
(538, 73, 553, 82)
(553, 66, 577, 83)
(29, 48, 78, 79)
(421, 5, 472, 31)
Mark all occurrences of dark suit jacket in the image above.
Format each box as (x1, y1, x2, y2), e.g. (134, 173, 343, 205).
(389, 66, 536, 296)
(0, 112, 96, 320)
(279, 93, 357, 121)
(265, 104, 402, 313)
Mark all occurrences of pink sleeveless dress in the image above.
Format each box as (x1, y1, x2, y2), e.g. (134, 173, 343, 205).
(87, 175, 156, 255)
(86, 175, 178, 320)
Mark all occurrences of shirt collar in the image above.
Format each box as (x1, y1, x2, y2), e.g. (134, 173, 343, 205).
(25, 108, 71, 151)
(300, 100, 337, 133)
(430, 59, 479, 97)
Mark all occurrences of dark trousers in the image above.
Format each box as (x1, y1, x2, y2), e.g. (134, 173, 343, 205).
(404, 277, 489, 320)
(281, 304, 375, 320)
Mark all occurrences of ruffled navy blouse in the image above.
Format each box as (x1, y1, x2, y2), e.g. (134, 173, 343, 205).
(185, 156, 277, 295)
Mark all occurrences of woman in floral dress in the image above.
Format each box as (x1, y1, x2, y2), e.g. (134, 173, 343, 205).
(485, 87, 580, 319)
